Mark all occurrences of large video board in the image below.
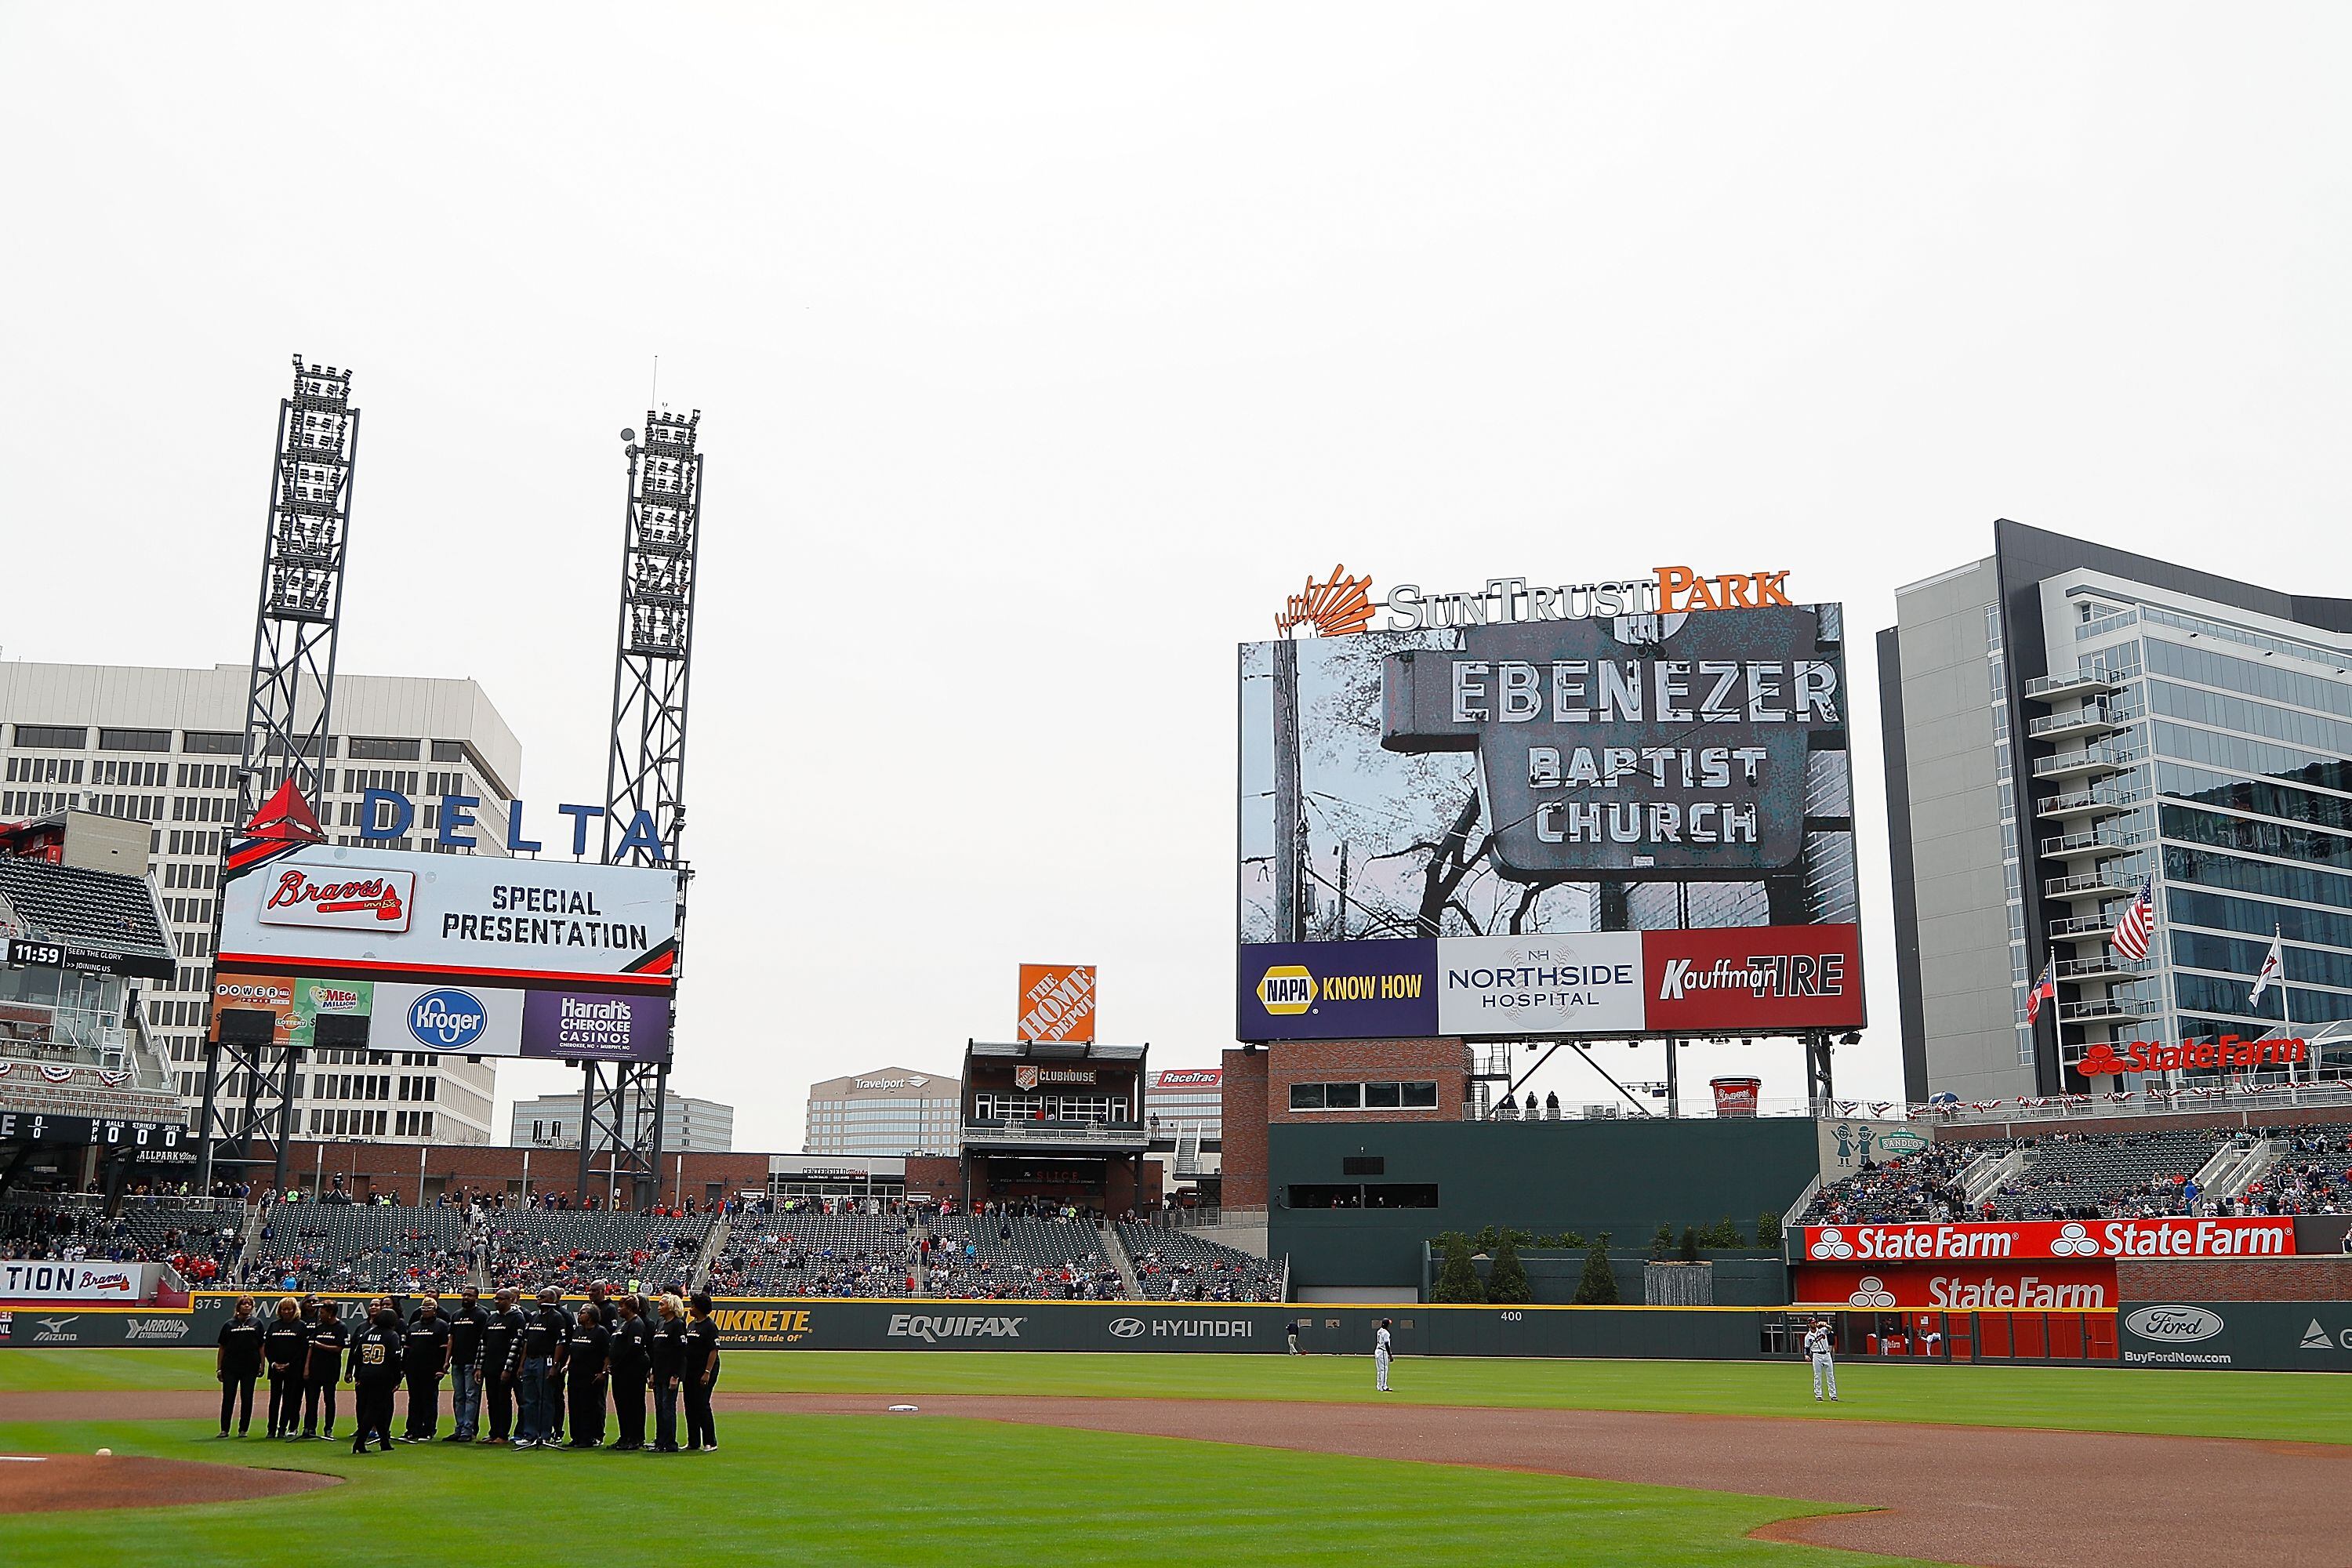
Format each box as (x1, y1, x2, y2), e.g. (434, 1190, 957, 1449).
(1239, 579, 1861, 1041)
(212, 844, 676, 1061)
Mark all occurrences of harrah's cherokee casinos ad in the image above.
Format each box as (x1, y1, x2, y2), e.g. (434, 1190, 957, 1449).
(1239, 582, 1861, 1040)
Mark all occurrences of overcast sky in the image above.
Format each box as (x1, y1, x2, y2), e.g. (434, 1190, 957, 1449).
(6, 6, 2350, 1146)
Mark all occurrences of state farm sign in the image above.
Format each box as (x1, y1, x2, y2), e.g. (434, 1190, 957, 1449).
(1802, 1218, 2293, 1263)
(1795, 1263, 2114, 1311)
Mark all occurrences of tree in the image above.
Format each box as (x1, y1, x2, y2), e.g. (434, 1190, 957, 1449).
(1487, 1236, 1534, 1305)
(1432, 1233, 1486, 1303)
(1757, 1210, 1783, 1249)
(1649, 1223, 1675, 1261)
(1679, 1225, 1701, 1262)
(1706, 1215, 1745, 1248)
(1573, 1233, 1619, 1305)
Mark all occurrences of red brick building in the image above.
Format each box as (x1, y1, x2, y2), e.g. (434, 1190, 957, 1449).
(1220, 1036, 1471, 1207)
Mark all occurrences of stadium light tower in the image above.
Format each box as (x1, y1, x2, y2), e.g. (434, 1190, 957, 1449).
(579, 408, 703, 1209)
(194, 357, 360, 1196)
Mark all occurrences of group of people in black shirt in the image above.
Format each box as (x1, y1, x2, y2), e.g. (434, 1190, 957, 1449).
(213, 1281, 723, 1456)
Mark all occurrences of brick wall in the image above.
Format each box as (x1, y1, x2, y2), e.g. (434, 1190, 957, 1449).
(2118, 1258, 2352, 1301)
(248, 1139, 771, 1208)
(1221, 1046, 1269, 1207)
(1265, 1037, 1471, 1124)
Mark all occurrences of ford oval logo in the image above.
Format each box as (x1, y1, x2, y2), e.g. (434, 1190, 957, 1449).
(2125, 1305, 2223, 1343)
(1108, 1318, 1145, 1338)
(408, 988, 488, 1049)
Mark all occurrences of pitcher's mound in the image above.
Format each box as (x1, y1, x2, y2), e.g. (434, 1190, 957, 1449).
(0, 1453, 340, 1513)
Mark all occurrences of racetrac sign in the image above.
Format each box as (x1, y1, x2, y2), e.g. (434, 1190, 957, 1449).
(1802, 1218, 2294, 1264)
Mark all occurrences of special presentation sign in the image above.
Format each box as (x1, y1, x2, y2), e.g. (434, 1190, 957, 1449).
(220, 846, 677, 991)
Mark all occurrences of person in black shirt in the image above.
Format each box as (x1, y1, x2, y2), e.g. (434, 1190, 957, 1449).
(681, 1290, 720, 1453)
(586, 1279, 619, 1330)
(510, 1287, 571, 1449)
(563, 1304, 611, 1448)
(263, 1297, 310, 1438)
(445, 1286, 490, 1443)
(607, 1294, 652, 1451)
(648, 1293, 685, 1454)
(301, 1301, 346, 1439)
(481, 1288, 524, 1444)
(214, 1294, 263, 1437)
(400, 1295, 454, 1440)
(346, 1300, 405, 1454)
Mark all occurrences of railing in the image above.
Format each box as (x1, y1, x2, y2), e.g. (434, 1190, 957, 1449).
(2031, 743, 2147, 779)
(961, 1119, 1150, 1146)
(2027, 702, 2140, 737)
(2045, 872, 2135, 898)
(2060, 997, 2161, 1022)
(1915, 1077, 2352, 1126)
(2024, 666, 2129, 699)
(2049, 913, 2118, 938)
(2039, 828, 2150, 857)
(2054, 955, 2147, 981)
(2034, 784, 2146, 815)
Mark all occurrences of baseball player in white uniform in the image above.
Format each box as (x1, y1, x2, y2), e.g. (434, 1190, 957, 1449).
(1803, 1319, 1838, 1401)
(1374, 1319, 1393, 1392)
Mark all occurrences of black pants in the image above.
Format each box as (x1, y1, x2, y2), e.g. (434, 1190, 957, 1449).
(267, 1370, 303, 1435)
(564, 1375, 606, 1446)
(682, 1367, 717, 1449)
(485, 1368, 514, 1441)
(612, 1371, 647, 1449)
(303, 1374, 337, 1435)
(402, 1367, 443, 1438)
(220, 1371, 257, 1433)
(353, 1379, 397, 1451)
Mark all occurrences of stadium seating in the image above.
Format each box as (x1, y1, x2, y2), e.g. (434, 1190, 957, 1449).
(712, 1211, 916, 1297)
(483, 1209, 713, 1296)
(1116, 1221, 1285, 1301)
(927, 1214, 1126, 1300)
(247, 1203, 471, 1294)
(1805, 1122, 2352, 1224)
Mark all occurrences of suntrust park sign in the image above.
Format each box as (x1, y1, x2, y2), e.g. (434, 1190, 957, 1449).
(1276, 564, 1798, 637)
(1803, 1218, 2294, 1263)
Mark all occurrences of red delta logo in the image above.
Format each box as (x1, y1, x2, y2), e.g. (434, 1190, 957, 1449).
(2078, 1036, 2306, 1076)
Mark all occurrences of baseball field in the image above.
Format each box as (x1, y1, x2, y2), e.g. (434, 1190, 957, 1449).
(2, 1350, 2343, 1566)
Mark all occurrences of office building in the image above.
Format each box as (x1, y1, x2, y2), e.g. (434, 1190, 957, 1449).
(1882, 520, 2352, 1100)
(1143, 1066, 1224, 1139)
(510, 1090, 734, 1153)
(804, 1067, 961, 1157)
(0, 660, 524, 1142)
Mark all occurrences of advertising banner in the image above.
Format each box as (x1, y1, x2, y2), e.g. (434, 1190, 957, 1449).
(1816, 1119, 1928, 1185)
(1642, 924, 1864, 1030)
(2115, 1301, 2352, 1371)
(1801, 1218, 2297, 1265)
(212, 973, 377, 1048)
(1436, 933, 1644, 1035)
(1237, 939, 1437, 1042)
(1154, 1069, 1223, 1089)
(519, 989, 670, 1062)
(1794, 1261, 2115, 1310)
(1710, 1077, 1761, 1116)
(1017, 964, 1098, 1044)
(219, 845, 678, 992)
(0, 1261, 155, 1305)
(369, 980, 527, 1057)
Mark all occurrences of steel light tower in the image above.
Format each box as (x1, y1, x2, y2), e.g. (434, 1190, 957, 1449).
(194, 357, 359, 1194)
(579, 408, 702, 1209)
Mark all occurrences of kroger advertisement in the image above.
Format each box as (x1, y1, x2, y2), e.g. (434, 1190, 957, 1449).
(212, 970, 669, 1062)
(1240, 924, 1861, 1040)
(217, 844, 677, 991)
(1240, 573, 1860, 1040)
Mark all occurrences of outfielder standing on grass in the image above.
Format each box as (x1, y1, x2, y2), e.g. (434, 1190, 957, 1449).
(215, 1294, 263, 1437)
(1804, 1318, 1839, 1402)
(1374, 1318, 1394, 1392)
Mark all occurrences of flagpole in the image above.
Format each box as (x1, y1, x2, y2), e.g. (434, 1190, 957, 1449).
(2278, 926, 2295, 1088)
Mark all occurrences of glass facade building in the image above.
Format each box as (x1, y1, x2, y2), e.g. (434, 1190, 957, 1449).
(804, 1066, 962, 1157)
(1882, 521, 2352, 1099)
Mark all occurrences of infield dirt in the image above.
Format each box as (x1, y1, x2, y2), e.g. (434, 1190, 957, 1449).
(0, 1453, 339, 1513)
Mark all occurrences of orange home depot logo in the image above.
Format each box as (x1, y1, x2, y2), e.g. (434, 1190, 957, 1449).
(1018, 964, 1098, 1044)
(1653, 565, 1793, 613)
(1275, 565, 1377, 639)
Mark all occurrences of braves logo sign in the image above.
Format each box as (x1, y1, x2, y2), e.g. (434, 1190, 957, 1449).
(259, 863, 416, 933)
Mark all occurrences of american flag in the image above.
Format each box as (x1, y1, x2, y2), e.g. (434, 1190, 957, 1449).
(2111, 877, 2155, 962)
(2025, 955, 2057, 1024)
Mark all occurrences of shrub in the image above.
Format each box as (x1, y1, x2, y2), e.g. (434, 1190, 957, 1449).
(1432, 1233, 1487, 1303)
(1486, 1236, 1534, 1304)
(1573, 1233, 1619, 1305)
(1757, 1210, 1783, 1249)
(1704, 1215, 1746, 1248)
(1679, 1225, 1701, 1262)
(1649, 1223, 1675, 1261)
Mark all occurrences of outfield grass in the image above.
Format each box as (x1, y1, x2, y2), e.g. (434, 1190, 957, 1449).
(9, 1348, 2346, 1446)
(0, 1412, 1932, 1568)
